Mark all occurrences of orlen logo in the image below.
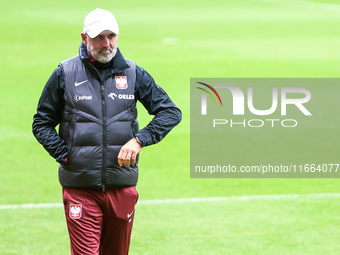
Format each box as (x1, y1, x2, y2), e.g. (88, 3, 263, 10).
(197, 82, 312, 128)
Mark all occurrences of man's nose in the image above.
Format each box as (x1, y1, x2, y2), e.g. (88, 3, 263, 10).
(102, 37, 110, 48)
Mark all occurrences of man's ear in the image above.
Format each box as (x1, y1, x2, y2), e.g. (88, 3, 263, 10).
(81, 32, 87, 45)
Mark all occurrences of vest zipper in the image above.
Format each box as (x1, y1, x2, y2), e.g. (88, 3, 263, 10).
(101, 83, 107, 192)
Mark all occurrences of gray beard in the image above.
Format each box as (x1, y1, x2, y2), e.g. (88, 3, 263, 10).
(87, 38, 118, 63)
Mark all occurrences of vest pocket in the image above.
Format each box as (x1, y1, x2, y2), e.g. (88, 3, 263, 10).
(67, 114, 77, 160)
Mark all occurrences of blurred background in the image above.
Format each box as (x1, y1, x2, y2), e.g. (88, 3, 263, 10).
(1, 0, 340, 254)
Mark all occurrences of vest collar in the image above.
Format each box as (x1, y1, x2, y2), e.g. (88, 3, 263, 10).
(79, 42, 130, 73)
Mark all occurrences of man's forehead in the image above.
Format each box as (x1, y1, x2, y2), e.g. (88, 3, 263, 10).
(98, 30, 116, 36)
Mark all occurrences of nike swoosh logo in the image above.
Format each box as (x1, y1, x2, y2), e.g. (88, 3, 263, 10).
(75, 80, 88, 86)
(127, 210, 134, 218)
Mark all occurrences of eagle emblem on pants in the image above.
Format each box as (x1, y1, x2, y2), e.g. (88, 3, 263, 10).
(69, 204, 82, 219)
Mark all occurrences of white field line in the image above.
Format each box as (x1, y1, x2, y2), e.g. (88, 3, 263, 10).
(1, 193, 340, 210)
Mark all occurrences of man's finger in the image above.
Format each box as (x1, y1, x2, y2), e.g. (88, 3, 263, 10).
(117, 150, 123, 166)
(123, 151, 132, 166)
(126, 151, 133, 166)
(131, 152, 137, 164)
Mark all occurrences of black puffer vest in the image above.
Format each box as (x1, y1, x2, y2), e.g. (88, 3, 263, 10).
(58, 55, 139, 189)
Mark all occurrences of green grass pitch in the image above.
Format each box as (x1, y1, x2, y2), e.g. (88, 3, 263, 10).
(1, 0, 340, 254)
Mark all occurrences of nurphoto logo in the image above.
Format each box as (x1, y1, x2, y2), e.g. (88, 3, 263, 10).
(196, 81, 312, 128)
(190, 78, 339, 178)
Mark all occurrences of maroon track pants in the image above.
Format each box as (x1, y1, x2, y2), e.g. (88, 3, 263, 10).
(62, 186, 139, 255)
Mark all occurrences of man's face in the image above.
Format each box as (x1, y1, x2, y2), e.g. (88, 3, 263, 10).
(81, 30, 118, 63)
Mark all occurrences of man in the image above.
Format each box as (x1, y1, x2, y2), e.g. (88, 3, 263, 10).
(32, 8, 181, 255)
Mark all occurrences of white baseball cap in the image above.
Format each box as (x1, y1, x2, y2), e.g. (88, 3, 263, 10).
(83, 8, 119, 38)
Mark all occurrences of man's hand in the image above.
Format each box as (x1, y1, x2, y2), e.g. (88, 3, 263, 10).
(117, 138, 142, 166)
